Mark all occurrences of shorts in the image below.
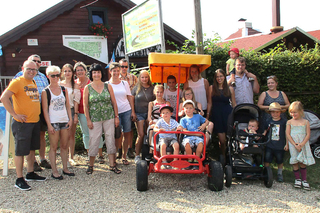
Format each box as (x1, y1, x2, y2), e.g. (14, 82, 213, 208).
(230, 68, 235, 75)
(119, 109, 132, 133)
(12, 119, 40, 156)
(159, 137, 178, 147)
(182, 136, 203, 148)
(51, 122, 69, 131)
(264, 147, 285, 164)
(136, 112, 148, 121)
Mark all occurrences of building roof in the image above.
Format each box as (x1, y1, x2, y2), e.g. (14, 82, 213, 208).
(308, 30, 320, 40)
(225, 28, 262, 40)
(0, 0, 187, 48)
(219, 27, 320, 51)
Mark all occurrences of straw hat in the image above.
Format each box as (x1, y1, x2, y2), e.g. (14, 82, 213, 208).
(267, 102, 286, 113)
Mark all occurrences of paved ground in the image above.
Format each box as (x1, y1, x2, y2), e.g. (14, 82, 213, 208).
(0, 155, 320, 212)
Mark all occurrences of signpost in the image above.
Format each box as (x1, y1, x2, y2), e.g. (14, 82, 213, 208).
(122, 0, 165, 55)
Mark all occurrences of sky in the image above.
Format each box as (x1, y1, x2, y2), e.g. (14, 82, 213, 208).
(0, 0, 319, 40)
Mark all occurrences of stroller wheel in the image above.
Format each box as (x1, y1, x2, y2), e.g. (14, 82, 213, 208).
(263, 166, 273, 188)
(225, 165, 232, 187)
(312, 145, 320, 159)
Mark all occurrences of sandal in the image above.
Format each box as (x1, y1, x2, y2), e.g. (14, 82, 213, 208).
(86, 166, 93, 175)
(109, 166, 121, 174)
(122, 159, 129, 165)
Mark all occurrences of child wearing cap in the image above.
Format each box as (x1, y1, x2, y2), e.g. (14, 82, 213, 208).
(154, 105, 183, 169)
(226, 48, 239, 86)
(263, 102, 288, 182)
(180, 100, 209, 169)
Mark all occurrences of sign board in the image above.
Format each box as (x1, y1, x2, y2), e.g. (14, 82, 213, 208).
(122, 0, 163, 54)
(40, 61, 51, 67)
(27, 39, 38, 46)
(62, 35, 108, 64)
(0, 103, 11, 176)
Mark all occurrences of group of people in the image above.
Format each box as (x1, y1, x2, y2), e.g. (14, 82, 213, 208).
(0, 51, 315, 191)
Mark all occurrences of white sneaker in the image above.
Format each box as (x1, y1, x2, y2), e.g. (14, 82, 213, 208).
(302, 180, 310, 190)
(134, 156, 141, 164)
(294, 179, 302, 188)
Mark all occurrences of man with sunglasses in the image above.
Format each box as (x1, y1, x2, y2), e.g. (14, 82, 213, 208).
(1, 60, 47, 190)
(227, 57, 260, 105)
(14, 54, 51, 171)
(118, 59, 138, 159)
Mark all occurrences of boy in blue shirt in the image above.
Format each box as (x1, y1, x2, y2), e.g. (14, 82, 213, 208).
(180, 100, 209, 169)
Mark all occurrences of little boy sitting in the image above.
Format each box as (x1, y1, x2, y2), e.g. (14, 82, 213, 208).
(240, 119, 259, 150)
(154, 105, 182, 169)
(180, 100, 209, 170)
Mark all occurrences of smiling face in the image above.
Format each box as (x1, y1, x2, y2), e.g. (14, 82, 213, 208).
(215, 71, 225, 85)
(184, 89, 193, 100)
(190, 67, 200, 81)
(183, 103, 195, 116)
(267, 78, 278, 91)
(75, 65, 86, 78)
(235, 60, 246, 74)
(63, 67, 73, 80)
(92, 70, 102, 81)
(110, 67, 120, 79)
(229, 51, 238, 59)
(167, 78, 176, 89)
(290, 110, 301, 120)
(270, 110, 281, 120)
(154, 86, 164, 98)
(22, 61, 38, 80)
(139, 72, 149, 85)
(48, 71, 61, 83)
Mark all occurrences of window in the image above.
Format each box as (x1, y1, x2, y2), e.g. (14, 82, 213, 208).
(87, 7, 108, 26)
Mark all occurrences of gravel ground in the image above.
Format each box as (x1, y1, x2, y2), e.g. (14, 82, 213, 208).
(0, 155, 320, 213)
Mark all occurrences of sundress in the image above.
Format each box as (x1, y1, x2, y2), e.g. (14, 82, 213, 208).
(289, 124, 315, 166)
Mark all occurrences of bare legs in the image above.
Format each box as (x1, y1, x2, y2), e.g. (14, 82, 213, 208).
(217, 132, 226, 156)
(135, 120, 146, 156)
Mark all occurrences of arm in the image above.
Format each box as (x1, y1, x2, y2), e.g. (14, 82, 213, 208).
(73, 85, 81, 124)
(147, 101, 153, 124)
(226, 64, 230, 75)
(64, 90, 72, 130)
(227, 75, 234, 86)
(128, 95, 137, 121)
(178, 103, 185, 117)
(257, 92, 268, 111)
(0, 89, 26, 122)
(41, 90, 55, 134)
(300, 120, 311, 147)
(281, 91, 290, 110)
(206, 86, 212, 119)
(246, 72, 260, 94)
(229, 86, 237, 107)
(204, 79, 210, 109)
(108, 84, 119, 127)
(83, 86, 93, 129)
(183, 81, 189, 90)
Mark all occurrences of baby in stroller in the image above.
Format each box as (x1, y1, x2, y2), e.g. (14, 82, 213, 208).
(239, 119, 260, 150)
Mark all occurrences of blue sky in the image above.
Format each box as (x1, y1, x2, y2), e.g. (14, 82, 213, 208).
(0, 0, 319, 40)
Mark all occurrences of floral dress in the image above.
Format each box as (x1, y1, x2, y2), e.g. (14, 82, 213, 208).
(88, 83, 114, 122)
(288, 123, 315, 166)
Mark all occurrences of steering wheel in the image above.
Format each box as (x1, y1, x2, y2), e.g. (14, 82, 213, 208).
(151, 106, 161, 120)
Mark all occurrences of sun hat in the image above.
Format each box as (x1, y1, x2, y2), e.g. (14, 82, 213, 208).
(159, 104, 173, 113)
(267, 102, 286, 113)
(228, 47, 239, 56)
(182, 100, 195, 108)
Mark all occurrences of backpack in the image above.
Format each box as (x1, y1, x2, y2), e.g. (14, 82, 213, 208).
(45, 86, 66, 107)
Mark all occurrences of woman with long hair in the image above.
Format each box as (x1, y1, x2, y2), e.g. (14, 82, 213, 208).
(60, 64, 80, 166)
(207, 69, 236, 156)
(131, 70, 155, 158)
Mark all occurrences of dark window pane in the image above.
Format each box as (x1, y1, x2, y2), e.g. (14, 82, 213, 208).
(92, 11, 104, 24)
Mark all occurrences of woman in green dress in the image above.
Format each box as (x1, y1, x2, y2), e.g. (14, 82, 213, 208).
(83, 63, 120, 174)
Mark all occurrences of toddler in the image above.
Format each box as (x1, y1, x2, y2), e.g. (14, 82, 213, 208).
(226, 48, 239, 86)
(240, 119, 259, 150)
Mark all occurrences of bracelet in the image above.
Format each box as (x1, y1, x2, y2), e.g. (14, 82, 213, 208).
(115, 115, 119, 118)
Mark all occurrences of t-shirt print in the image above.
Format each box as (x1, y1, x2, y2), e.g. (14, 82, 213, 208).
(271, 124, 280, 141)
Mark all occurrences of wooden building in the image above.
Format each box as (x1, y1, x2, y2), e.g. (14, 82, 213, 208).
(0, 0, 186, 79)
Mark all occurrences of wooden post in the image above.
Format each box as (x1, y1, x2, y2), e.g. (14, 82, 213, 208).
(194, 0, 205, 77)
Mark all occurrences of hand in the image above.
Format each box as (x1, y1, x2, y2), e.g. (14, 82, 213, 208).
(229, 75, 235, 83)
(14, 114, 27, 123)
(294, 144, 301, 152)
(198, 124, 205, 132)
(114, 117, 120, 127)
(87, 120, 93, 129)
(74, 115, 79, 124)
(159, 128, 165, 132)
(66, 120, 72, 130)
(131, 113, 137, 122)
(48, 125, 55, 135)
(284, 144, 289, 151)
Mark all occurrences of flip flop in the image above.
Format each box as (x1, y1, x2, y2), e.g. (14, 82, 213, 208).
(122, 159, 129, 165)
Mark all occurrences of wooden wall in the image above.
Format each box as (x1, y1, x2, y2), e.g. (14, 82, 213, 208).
(1, 0, 181, 79)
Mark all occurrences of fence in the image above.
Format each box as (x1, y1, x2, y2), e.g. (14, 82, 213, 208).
(0, 76, 14, 95)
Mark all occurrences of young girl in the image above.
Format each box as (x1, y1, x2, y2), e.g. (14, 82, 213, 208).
(178, 87, 204, 117)
(286, 101, 315, 190)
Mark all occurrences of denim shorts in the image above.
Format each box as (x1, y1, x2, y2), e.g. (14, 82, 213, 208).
(136, 112, 148, 121)
(119, 109, 132, 133)
(264, 147, 285, 164)
(182, 136, 204, 148)
(51, 122, 69, 131)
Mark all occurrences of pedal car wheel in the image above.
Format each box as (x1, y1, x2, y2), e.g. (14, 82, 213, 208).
(136, 160, 148, 191)
(312, 145, 320, 159)
(225, 165, 232, 187)
(263, 166, 273, 188)
(207, 161, 224, 191)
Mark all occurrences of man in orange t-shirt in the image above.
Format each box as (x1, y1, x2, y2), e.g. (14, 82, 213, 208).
(0, 60, 46, 191)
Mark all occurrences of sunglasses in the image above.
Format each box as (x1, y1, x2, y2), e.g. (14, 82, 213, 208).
(50, 74, 60, 78)
(267, 75, 275, 79)
(121, 66, 128, 68)
(32, 60, 41, 63)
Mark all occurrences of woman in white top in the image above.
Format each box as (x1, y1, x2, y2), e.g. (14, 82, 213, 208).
(42, 66, 73, 180)
(60, 64, 81, 166)
(108, 62, 136, 165)
(183, 64, 210, 118)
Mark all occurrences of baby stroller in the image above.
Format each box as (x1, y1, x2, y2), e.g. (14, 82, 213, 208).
(304, 109, 320, 159)
(224, 104, 273, 188)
